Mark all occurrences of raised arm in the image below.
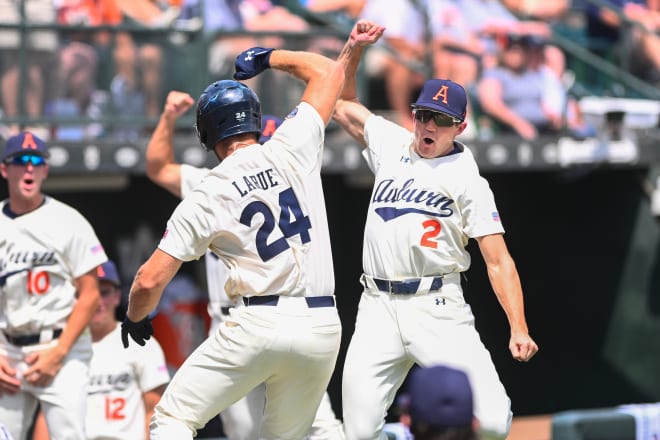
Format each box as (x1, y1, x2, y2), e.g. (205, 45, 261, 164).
(145, 91, 196, 198)
(235, 47, 344, 125)
(233, 20, 384, 126)
(333, 20, 385, 147)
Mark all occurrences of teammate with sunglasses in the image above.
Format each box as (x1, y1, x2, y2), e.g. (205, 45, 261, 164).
(0, 131, 108, 439)
(332, 73, 539, 438)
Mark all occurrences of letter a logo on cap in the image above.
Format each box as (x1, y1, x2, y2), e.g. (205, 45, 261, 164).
(21, 132, 38, 151)
(432, 85, 449, 104)
(262, 118, 277, 138)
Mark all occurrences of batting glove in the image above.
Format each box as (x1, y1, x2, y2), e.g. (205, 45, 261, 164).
(121, 316, 153, 348)
(234, 47, 274, 80)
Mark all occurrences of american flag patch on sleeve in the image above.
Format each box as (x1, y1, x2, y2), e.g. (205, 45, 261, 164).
(492, 211, 500, 222)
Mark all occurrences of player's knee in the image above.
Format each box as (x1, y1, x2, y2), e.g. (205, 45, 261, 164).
(150, 406, 197, 439)
(477, 408, 512, 440)
(343, 416, 385, 440)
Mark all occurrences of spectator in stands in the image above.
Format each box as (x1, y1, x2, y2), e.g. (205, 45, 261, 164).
(195, 0, 337, 116)
(500, 0, 570, 21)
(198, 0, 309, 79)
(476, 33, 565, 140)
(0, 0, 58, 140)
(52, 0, 123, 140)
(585, 0, 660, 85)
(358, 0, 429, 129)
(457, 0, 565, 79)
(111, 0, 182, 130)
(293, 0, 366, 29)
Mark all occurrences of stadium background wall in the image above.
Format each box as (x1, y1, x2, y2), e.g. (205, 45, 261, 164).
(2, 168, 659, 419)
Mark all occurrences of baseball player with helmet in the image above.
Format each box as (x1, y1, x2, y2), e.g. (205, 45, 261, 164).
(144, 91, 344, 439)
(0, 131, 108, 440)
(122, 20, 385, 439)
(332, 41, 539, 439)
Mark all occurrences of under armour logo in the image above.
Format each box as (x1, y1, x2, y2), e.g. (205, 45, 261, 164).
(244, 50, 256, 61)
(435, 298, 445, 305)
(401, 156, 410, 163)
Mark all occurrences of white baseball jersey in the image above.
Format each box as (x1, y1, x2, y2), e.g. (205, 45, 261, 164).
(86, 325, 170, 440)
(180, 164, 234, 321)
(342, 115, 512, 440)
(180, 161, 344, 440)
(0, 197, 108, 334)
(160, 102, 334, 302)
(0, 196, 107, 440)
(361, 114, 504, 279)
(152, 103, 341, 439)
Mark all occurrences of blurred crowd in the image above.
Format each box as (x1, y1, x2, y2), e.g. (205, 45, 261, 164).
(0, 0, 658, 143)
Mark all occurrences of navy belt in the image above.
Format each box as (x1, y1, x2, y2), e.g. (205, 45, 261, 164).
(242, 295, 335, 308)
(3, 328, 63, 347)
(220, 306, 233, 316)
(373, 276, 443, 294)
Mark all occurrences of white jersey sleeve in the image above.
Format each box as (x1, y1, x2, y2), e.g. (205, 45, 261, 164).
(181, 164, 234, 314)
(158, 102, 334, 302)
(86, 325, 170, 440)
(362, 114, 414, 174)
(0, 197, 108, 333)
(361, 118, 504, 278)
(180, 164, 211, 198)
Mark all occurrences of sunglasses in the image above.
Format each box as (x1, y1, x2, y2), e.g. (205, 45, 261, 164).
(6, 155, 46, 166)
(414, 109, 460, 127)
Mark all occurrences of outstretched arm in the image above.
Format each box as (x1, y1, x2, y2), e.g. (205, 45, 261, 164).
(477, 234, 538, 362)
(145, 91, 196, 198)
(127, 249, 182, 323)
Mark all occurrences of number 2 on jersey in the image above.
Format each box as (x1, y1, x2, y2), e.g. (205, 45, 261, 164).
(240, 187, 312, 261)
(420, 219, 441, 248)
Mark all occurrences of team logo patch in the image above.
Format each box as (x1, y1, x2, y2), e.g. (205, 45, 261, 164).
(285, 106, 299, 119)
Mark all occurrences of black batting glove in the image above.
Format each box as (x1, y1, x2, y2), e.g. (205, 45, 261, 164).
(234, 47, 274, 80)
(121, 316, 153, 348)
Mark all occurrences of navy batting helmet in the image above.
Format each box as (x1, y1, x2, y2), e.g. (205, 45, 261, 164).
(195, 80, 262, 151)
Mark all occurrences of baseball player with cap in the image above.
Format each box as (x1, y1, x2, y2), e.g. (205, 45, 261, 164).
(31, 259, 170, 440)
(144, 90, 344, 439)
(407, 365, 478, 440)
(0, 131, 108, 440)
(332, 39, 539, 439)
(86, 260, 170, 440)
(122, 20, 385, 439)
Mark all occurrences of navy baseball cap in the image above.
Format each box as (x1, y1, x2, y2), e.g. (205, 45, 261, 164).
(408, 365, 474, 428)
(259, 115, 282, 143)
(411, 79, 467, 122)
(1, 131, 49, 162)
(97, 260, 121, 287)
